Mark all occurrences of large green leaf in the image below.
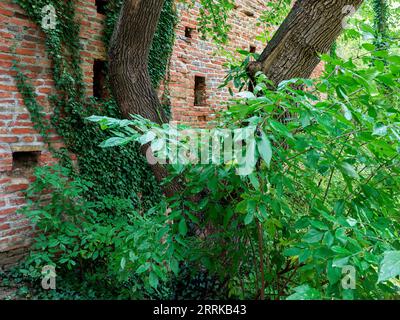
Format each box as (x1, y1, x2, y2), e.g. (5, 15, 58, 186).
(287, 285, 322, 300)
(257, 132, 273, 168)
(378, 251, 400, 283)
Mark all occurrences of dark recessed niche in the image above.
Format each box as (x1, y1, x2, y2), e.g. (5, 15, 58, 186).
(93, 59, 108, 99)
(250, 45, 256, 53)
(12, 151, 40, 171)
(242, 10, 255, 17)
(185, 27, 193, 38)
(96, 0, 108, 15)
(194, 76, 207, 106)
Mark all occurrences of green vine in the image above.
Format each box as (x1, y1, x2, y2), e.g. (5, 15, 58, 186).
(372, 0, 389, 49)
(13, 0, 177, 208)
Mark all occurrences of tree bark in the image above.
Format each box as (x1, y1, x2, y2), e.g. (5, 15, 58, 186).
(109, 0, 168, 124)
(249, 0, 364, 85)
(109, 0, 181, 196)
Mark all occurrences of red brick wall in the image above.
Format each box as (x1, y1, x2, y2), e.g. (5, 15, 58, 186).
(168, 1, 268, 126)
(0, 0, 323, 259)
(0, 0, 108, 257)
(1, 0, 54, 255)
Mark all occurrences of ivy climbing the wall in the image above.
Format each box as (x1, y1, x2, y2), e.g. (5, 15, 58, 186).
(372, 0, 389, 49)
(14, 0, 177, 207)
(10, 0, 177, 298)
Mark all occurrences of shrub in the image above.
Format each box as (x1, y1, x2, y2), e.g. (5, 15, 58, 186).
(90, 35, 400, 299)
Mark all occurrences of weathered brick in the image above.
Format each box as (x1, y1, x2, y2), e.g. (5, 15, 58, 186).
(0, 0, 323, 259)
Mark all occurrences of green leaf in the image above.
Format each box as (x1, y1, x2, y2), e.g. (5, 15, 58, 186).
(258, 203, 269, 220)
(149, 271, 159, 289)
(100, 137, 128, 148)
(136, 263, 150, 274)
(373, 124, 388, 137)
(151, 139, 164, 152)
(244, 211, 254, 225)
(257, 132, 273, 168)
(287, 285, 321, 300)
(309, 220, 329, 231)
(236, 91, 255, 99)
(269, 120, 293, 139)
(332, 256, 349, 268)
(139, 131, 156, 145)
(120, 257, 126, 270)
(378, 251, 400, 283)
(178, 219, 188, 236)
(170, 258, 179, 275)
(303, 229, 323, 243)
(223, 207, 235, 228)
(322, 232, 334, 247)
(340, 162, 359, 179)
(362, 43, 376, 52)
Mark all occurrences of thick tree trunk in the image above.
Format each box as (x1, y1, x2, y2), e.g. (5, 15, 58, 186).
(109, 0, 180, 196)
(249, 0, 364, 85)
(109, 0, 168, 124)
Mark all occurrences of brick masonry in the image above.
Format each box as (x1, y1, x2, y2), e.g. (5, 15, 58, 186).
(0, 0, 323, 263)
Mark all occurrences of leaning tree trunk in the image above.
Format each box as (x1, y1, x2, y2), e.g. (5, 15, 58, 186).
(109, 0, 168, 124)
(109, 0, 181, 196)
(248, 0, 364, 85)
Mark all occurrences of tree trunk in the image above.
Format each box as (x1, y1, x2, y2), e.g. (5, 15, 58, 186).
(249, 0, 364, 85)
(109, 0, 168, 124)
(109, 0, 181, 196)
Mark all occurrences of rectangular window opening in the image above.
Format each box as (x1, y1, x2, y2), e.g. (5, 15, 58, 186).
(185, 27, 193, 38)
(93, 59, 108, 99)
(242, 10, 255, 17)
(96, 0, 108, 15)
(250, 45, 256, 53)
(194, 76, 207, 106)
(12, 151, 40, 171)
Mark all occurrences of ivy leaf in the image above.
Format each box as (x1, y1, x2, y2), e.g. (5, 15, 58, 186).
(378, 251, 400, 283)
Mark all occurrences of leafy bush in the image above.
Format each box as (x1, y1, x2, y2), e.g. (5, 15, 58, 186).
(16, 165, 183, 299)
(91, 34, 400, 300)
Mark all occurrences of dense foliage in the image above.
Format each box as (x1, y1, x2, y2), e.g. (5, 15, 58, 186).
(14, 0, 177, 206)
(90, 19, 400, 299)
(3, 0, 399, 301)
(8, 0, 177, 299)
